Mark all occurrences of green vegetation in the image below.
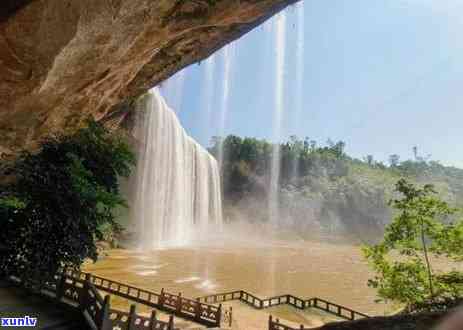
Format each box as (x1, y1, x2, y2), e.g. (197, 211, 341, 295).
(0, 121, 135, 287)
(363, 179, 463, 312)
(209, 135, 350, 197)
(209, 135, 463, 239)
(209, 136, 463, 199)
(210, 135, 463, 309)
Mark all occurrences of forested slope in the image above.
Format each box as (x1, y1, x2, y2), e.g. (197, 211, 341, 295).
(209, 136, 463, 242)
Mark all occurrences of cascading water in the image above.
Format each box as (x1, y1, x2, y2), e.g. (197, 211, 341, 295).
(291, 2, 305, 180)
(199, 54, 217, 144)
(217, 44, 235, 166)
(269, 12, 286, 226)
(132, 89, 223, 249)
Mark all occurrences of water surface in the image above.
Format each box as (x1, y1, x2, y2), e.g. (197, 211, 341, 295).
(84, 239, 390, 319)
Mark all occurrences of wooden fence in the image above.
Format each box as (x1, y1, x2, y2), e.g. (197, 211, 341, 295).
(62, 269, 222, 328)
(197, 290, 369, 321)
(8, 272, 175, 330)
(10, 269, 368, 330)
(268, 315, 305, 330)
(53, 272, 175, 330)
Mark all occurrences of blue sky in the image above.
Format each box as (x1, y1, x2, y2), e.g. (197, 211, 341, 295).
(160, 0, 463, 168)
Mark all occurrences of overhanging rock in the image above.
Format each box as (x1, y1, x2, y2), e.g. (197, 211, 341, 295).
(0, 0, 299, 156)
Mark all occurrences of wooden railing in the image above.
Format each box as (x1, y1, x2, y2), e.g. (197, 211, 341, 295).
(54, 272, 175, 330)
(10, 270, 367, 330)
(197, 290, 369, 321)
(63, 269, 222, 328)
(9, 272, 175, 330)
(268, 315, 305, 330)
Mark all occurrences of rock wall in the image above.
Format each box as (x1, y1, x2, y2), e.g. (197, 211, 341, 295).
(0, 0, 298, 156)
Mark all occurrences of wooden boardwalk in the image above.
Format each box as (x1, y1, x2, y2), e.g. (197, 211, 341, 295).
(3, 269, 370, 330)
(63, 269, 221, 328)
(197, 290, 369, 321)
(62, 270, 368, 329)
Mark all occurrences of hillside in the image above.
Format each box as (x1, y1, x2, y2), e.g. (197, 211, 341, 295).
(209, 135, 463, 243)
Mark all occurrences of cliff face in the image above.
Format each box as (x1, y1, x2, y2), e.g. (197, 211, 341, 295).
(0, 0, 298, 156)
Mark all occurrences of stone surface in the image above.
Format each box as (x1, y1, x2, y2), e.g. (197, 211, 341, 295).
(0, 0, 299, 157)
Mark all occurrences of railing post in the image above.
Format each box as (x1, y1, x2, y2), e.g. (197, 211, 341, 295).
(159, 288, 165, 306)
(80, 273, 91, 310)
(228, 306, 233, 327)
(268, 315, 273, 330)
(300, 324, 304, 330)
(85, 272, 91, 280)
(100, 294, 111, 330)
(217, 303, 222, 327)
(149, 310, 157, 330)
(168, 315, 174, 330)
(55, 274, 66, 302)
(176, 292, 182, 313)
(127, 304, 136, 330)
(194, 297, 202, 323)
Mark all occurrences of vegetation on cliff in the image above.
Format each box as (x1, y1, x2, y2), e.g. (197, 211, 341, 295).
(0, 121, 135, 286)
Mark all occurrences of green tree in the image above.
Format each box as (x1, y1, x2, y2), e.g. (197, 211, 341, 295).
(388, 154, 400, 167)
(330, 141, 346, 158)
(363, 179, 463, 312)
(365, 155, 374, 166)
(0, 120, 135, 287)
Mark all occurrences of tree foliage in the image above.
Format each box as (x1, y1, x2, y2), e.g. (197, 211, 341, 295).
(210, 135, 463, 206)
(0, 121, 135, 286)
(389, 154, 400, 167)
(363, 179, 463, 312)
(209, 135, 349, 198)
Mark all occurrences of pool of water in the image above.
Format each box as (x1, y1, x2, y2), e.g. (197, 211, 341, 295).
(83, 238, 391, 319)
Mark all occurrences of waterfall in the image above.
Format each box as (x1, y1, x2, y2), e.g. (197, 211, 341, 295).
(217, 44, 235, 166)
(132, 89, 223, 249)
(199, 54, 217, 144)
(291, 2, 305, 180)
(269, 12, 287, 226)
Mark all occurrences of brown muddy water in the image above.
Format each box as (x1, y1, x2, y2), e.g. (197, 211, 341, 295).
(82, 220, 463, 330)
(83, 230, 393, 323)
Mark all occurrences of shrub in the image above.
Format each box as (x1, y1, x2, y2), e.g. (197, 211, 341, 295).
(0, 120, 135, 287)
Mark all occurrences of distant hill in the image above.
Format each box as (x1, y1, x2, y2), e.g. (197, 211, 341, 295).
(209, 135, 463, 243)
